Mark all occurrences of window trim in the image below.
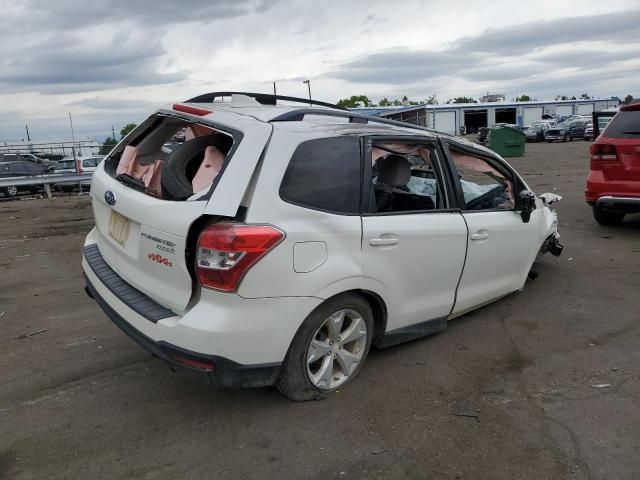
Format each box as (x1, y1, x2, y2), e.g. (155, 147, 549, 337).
(439, 139, 525, 214)
(278, 135, 364, 217)
(360, 135, 454, 217)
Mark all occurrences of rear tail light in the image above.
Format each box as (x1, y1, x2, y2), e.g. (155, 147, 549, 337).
(590, 143, 617, 161)
(196, 223, 284, 292)
(76, 159, 83, 173)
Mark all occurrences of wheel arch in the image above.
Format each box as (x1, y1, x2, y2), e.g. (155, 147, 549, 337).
(320, 289, 388, 346)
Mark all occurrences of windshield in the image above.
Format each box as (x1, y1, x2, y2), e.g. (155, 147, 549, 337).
(56, 160, 75, 169)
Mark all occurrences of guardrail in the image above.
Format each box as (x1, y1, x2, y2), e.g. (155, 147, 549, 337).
(0, 172, 94, 199)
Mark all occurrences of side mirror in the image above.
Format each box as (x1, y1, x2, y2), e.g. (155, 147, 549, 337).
(519, 190, 536, 223)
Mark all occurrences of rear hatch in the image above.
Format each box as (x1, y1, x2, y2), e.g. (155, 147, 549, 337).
(598, 107, 640, 181)
(88, 107, 272, 313)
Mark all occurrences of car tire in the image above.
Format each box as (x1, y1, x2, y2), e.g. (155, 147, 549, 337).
(160, 135, 233, 201)
(4, 185, 18, 197)
(276, 293, 374, 401)
(564, 134, 570, 142)
(593, 207, 625, 226)
(547, 140, 552, 143)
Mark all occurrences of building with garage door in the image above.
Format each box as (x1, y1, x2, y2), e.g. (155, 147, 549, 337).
(350, 98, 620, 135)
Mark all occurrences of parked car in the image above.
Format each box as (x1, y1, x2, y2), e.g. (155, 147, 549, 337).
(525, 123, 548, 142)
(0, 160, 48, 197)
(583, 122, 594, 141)
(586, 102, 640, 225)
(545, 120, 587, 142)
(82, 92, 563, 401)
(0, 153, 54, 171)
(54, 156, 104, 191)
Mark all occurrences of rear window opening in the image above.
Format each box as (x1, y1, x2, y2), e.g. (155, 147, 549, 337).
(106, 115, 236, 201)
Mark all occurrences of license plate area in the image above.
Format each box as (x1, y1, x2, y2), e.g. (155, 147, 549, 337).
(109, 210, 130, 246)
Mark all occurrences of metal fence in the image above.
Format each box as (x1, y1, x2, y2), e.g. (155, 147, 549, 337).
(0, 141, 103, 161)
(0, 172, 94, 199)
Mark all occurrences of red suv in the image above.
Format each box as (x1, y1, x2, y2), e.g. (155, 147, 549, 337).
(586, 103, 640, 225)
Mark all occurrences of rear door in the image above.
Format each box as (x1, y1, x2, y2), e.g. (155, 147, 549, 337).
(361, 136, 468, 332)
(441, 141, 542, 315)
(90, 111, 271, 313)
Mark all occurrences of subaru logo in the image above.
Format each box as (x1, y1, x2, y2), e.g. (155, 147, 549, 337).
(104, 190, 116, 206)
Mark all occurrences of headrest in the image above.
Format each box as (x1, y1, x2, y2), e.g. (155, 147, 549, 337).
(377, 154, 411, 187)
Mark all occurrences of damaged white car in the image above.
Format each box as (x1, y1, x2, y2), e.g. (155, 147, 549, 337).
(82, 92, 563, 401)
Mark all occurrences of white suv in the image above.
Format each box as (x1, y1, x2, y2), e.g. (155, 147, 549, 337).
(83, 92, 563, 401)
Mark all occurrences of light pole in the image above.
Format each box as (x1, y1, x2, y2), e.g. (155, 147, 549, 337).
(302, 79, 311, 105)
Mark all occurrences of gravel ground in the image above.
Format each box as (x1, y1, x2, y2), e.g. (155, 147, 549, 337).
(0, 140, 639, 480)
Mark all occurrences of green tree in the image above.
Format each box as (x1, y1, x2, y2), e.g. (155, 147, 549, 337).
(580, 93, 591, 100)
(447, 96, 477, 104)
(623, 94, 634, 104)
(120, 123, 137, 139)
(425, 93, 438, 105)
(378, 97, 391, 106)
(555, 95, 569, 101)
(99, 136, 117, 155)
(514, 94, 532, 102)
(336, 95, 372, 108)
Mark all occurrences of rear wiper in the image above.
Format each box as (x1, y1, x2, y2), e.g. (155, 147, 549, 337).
(116, 173, 158, 195)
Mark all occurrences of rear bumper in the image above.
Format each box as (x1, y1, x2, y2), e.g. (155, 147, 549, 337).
(585, 170, 640, 206)
(594, 196, 640, 213)
(84, 275, 281, 387)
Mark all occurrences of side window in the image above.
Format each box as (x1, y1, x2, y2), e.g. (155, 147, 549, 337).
(280, 136, 361, 214)
(369, 142, 442, 213)
(13, 162, 29, 175)
(28, 162, 43, 174)
(451, 149, 515, 211)
(83, 158, 98, 168)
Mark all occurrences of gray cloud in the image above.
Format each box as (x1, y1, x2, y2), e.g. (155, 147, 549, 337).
(65, 97, 158, 111)
(453, 10, 640, 54)
(6, 0, 282, 30)
(0, 0, 281, 94)
(325, 9, 640, 100)
(329, 50, 477, 83)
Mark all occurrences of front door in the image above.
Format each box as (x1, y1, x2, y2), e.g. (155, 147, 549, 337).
(360, 137, 468, 334)
(444, 145, 542, 315)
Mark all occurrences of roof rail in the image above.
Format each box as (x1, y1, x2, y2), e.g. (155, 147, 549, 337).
(269, 109, 437, 134)
(184, 92, 345, 110)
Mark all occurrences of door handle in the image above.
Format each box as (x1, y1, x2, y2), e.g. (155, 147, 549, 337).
(369, 237, 399, 246)
(470, 232, 490, 241)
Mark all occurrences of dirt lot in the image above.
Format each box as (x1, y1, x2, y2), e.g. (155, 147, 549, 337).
(1, 140, 639, 480)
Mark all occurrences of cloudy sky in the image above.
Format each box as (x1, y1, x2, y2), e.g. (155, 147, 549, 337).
(1, 0, 639, 142)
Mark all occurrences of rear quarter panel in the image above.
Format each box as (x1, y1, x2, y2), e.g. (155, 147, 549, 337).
(237, 126, 364, 300)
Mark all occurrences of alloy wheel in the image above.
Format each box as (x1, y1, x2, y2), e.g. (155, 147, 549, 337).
(306, 309, 368, 390)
